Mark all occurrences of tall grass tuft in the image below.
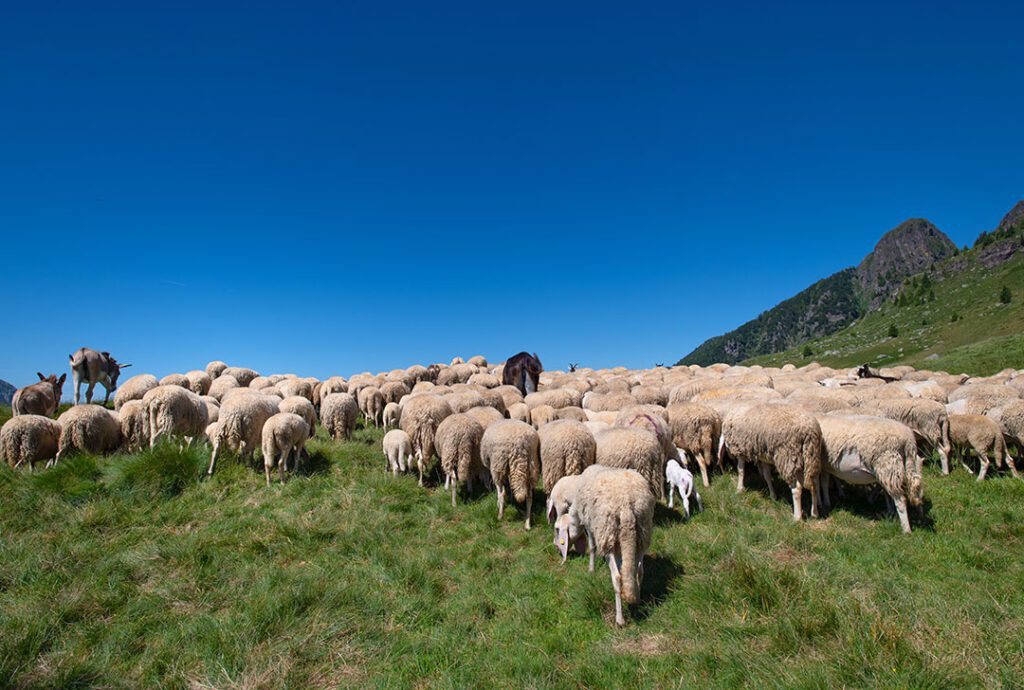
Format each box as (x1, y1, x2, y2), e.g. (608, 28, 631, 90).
(106, 441, 207, 499)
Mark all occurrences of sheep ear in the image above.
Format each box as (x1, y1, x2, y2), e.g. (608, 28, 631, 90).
(547, 501, 557, 524)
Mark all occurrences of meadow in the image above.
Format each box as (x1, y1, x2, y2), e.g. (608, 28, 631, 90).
(1, 407, 1022, 688)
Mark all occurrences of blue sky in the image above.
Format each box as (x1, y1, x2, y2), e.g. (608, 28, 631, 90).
(2, 1, 1022, 386)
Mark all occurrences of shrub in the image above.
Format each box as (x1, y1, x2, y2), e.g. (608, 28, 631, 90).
(887, 324, 899, 338)
(802, 344, 813, 358)
(1000, 286, 1012, 304)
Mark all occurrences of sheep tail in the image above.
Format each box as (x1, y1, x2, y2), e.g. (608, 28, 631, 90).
(510, 456, 530, 503)
(456, 446, 473, 486)
(619, 511, 640, 605)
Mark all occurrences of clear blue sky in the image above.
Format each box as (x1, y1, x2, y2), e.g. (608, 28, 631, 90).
(2, 1, 1022, 386)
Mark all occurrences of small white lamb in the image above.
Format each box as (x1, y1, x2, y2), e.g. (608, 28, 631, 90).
(666, 454, 703, 518)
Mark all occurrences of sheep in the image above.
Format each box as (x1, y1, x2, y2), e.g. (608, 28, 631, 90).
(546, 473, 584, 526)
(948, 414, 1012, 481)
(525, 389, 579, 410)
(383, 402, 401, 429)
(508, 402, 531, 425)
(113, 374, 159, 411)
(358, 386, 385, 428)
(867, 398, 951, 474)
(665, 457, 702, 518)
(208, 374, 241, 402)
(816, 415, 923, 533)
(261, 412, 311, 485)
(473, 388, 508, 416)
(614, 405, 677, 468)
(720, 403, 821, 521)
(206, 394, 279, 475)
(201, 396, 220, 424)
(400, 394, 454, 486)
(468, 355, 488, 368)
(382, 429, 413, 475)
(435, 413, 486, 506)
(118, 399, 150, 451)
(320, 376, 349, 400)
(554, 464, 655, 626)
(530, 404, 557, 429)
(494, 385, 525, 410)
(480, 420, 539, 529)
(55, 405, 122, 463)
(667, 402, 722, 487)
(143, 385, 209, 448)
(994, 400, 1024, 467)
(278, 378, 314, 402)
(538, 419, 596, 493)
(184, 370, 212, 396)
(380, 381, 410, 405)
(1, 415, 62, 471)
(463, 405, 504, 430)
(320, 393, 359, 441)
(206, 360, 228, 380)
(467, 373, 500, 388)
(593, 426, 664, 500)
(583, 391, 638, 412)
(222, 367, 259, 387)
(159, 373, 190, 388)
(279, 395, 317, 434)
(445, 389, 487, 414)
(631, 385, 668, 407)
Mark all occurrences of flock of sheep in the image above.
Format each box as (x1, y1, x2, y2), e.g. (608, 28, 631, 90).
(3, 352, 1024, 625)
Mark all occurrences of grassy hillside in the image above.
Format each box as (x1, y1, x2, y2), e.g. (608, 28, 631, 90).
(2, 419, 1023, 686)
(746, 249, 1024, 375)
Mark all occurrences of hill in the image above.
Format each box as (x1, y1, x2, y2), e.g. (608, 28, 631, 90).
(0, 379, 15, 406)
(677, 205, 1013, 368)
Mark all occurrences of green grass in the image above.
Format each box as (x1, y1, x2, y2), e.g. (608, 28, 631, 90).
(2, 422, 1023, 687)
(746, 252, 1024, 375)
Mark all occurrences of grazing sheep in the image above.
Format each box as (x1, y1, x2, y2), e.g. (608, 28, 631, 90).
(279, 395, 317, 433)
(816, 415, 923, 532)
(467, 373, 500, 388)
(615, 405, 677, 467)
(201, 396, 220, 424)
(994, 400, 1024, 466)
(473, 388, 508, 416)
(159, 373, 190, 389)
(445, 389, 488, 414)
(554, 406, 589, 423)
(119, 399, 150, 451)
(555, 465, 655, 626)
(320, 393, 359, 441)
(665, 458, 702, 518)
(400, 395, 454, 486)
(184, 370, 212, 396)
(538, 420, 596, 493)
(207, 394, 279, 475)
(435, 413, 486, 506)
(949, 414, 1012, 481)
(1, 415, 62, 471)
(208, 374, 241, 402)
(868, 398, 951, 474)
(206, 361, 228, 380)
(530, 404, 557, 429)
(583, 391, 638, 412)
(632, 385, 668, 407)
(382, 429, 413, 475)
(593, 426, 664, 499)
(12, 373, 66, 417)
(667, 402, 722, 487)
(480, 420, 540, 529)
(55, 405, 122, 463)
(380, 381, 410, 405)
(508, 402, 531, 425)
(143, 385, 209, 448)
(358, 386, 385, 428)
(720, 404, 821, 521)
(320, 376, 349, 400)
(222, 367, 259, 387)
(546, 473, 584, 526)
(383, 402, 401, 429)
(494, 385, 525, 411)
(113, 374, 159, 411)
(525, 389, 578, 410)
(463, 405, 504, 430)
(278, 378, 314, 402)
(261, 412, 311, 485)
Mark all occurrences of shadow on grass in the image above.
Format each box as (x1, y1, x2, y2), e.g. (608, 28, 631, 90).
(297, 448, 333, 477)
(653, 502, 686, 526)
(822, 483, 937, 532)
(634, 553, 685, 621)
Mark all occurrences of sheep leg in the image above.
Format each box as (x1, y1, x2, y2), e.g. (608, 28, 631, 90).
(696, 454, 710, 488)
(820, 474, 832, 508)
(587, 529, 596, 572)
(682, 489, 690, 519)
(888, 494, 911, 533)
(497, 485, 505, 520)
(790, 481, 804, 521)
(760, 463, 777, 500)
(417, 453, 425, 487)
(280, 451, 286, 484)
(207, 442, 220, 476)
(694, 489, 703, 512)
(608, 555, 625, 627)
(736, 457, 746, 493)
(809, 477, 820, 519)
(264, 456, 272, 486)
(451, 474, 457, 508)
(977, 451, 990, 482)
(525, 490, 532, 531)
(667, 483, 674, 508)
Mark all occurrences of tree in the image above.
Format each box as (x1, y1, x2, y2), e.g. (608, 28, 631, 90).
(802, 344, 813, 358)
(1000, 286, 1012, 304)
(888, 324, 899, 338)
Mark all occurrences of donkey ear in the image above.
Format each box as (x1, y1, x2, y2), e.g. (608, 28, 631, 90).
(120, 363, 133, 369)
(37, 372, 46, 381)
(58, 374, 67, 385)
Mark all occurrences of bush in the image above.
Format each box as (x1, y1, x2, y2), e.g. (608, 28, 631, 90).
(802, 344, 813, 358)
(1000, 286, 1012, 304)
(887, 324, 899, 338)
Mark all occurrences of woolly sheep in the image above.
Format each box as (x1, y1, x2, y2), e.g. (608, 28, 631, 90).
(261, 412, 311, 485)
(631, 385, 668, 407)
(665, 457, 703, 518)
(555, 464, 655, 626)
(55, 405, 122, 463)
(321, 393, 359, 441)
(208, 374, 241, 402)
(435, 413, 486, 506)
(320, 376, 349, 400)
(201, 396, 220, 424)
(380, 381, 410, 405)
(530, 404, 557, 429)
(593, 426, 664, 499)
(144, 385, 209, 448)
(467, 372, 500, 388)
(667, 402, 722, 487)
(184, 370, 212, 396)
(207, 394, 279, 475)
(546, 473, 583, 526)
(205, 360, 228, 380)
(866, 398, 951, 474)
(1, 415, 62, 471)
(816, 415, 923, 532)
(720, 403, 821, 521)
(948, 414, 1012, 481)
(480, 420, 539, 529)
(468, 355, 488, 368)
(113, 374, 159, 411)
(400, 394, 454, 486)
(583, 391, 638, 412)
(279, 395, 317, 433)
(508, 402, 531, 424)
(463, 405, 504, 430)
(119, 399, 149, 451)
(994, 400, 1024, 464)
(382, 429, 413, 475)
(494, 385, 525, 410)
(222, 367, 259, 387)
(525, 389, 579, 410)
(383, 401, 401, 429)
(358, 386, 385, 428)
(159, 373, 190, 389)
(473, 388, 508, 416)
(614, 405, 677, 468)
(278, 378, 314, 402)
(538, 419, 596, 493)
(445, 389, 487, 414)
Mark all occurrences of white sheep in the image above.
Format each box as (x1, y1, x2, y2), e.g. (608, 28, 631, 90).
(207, 394, 279, 475)
(321, 393, 359, 441)
(665, 457, 703, 518)
(480, 419, 539, 529)
(261, 412, 311, 485)
(382, 429, 413, 475)
(55, 405, 122, 463)
(0, 415, 62, 471)
(144, 385, 209, 448)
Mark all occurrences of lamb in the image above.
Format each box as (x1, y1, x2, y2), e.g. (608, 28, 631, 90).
(118, 399, 150, 451)
(593, 426, 664, 499)
(546, 473, 584, 526)
(720, 403, 821, 521)
(667, 402, 722, 487)
(400, 394, 454, 486)
(816, 415, 923, 532)
(358, 386, 385, 428)
(205, 361, 228, 380)
(113, 374, 159, 411)
(867, 398, 951, 474)
(538, 420, 596, 493)
(1, 415, 62, 471)
(206, 394, 279, 475)
(279, 395, 317, 434)
(320, 393, 359, 441)
(382, 429, 413, 475)
(665, 457, 703, 518)
(435, 413, 486, 506)
(480, 420, 539, 529)
(948, 414, 1012, 481)
(261, 412, 311, 485)
(383, 402, 401, 429)
(554, 464, 655, 626)
(55, 405, 122, 463)
(12, 373, 66, 417)
(143, 385, 209, 448)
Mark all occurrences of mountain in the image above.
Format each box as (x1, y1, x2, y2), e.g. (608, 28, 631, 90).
(0, 379, 15, 406)
(677, 216, 958, 366)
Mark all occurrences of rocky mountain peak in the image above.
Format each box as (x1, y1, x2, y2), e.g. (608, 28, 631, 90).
(856, 218, 956, 309)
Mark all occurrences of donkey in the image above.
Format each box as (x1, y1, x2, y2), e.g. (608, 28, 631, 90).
(12, 373, 66, 417)
(502, 352, 543, 396)
(69, 348, 132, 405)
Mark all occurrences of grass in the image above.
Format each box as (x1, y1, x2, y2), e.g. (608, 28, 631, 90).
(1, 418, 1023, 687)
(746, 252, 1024, 375)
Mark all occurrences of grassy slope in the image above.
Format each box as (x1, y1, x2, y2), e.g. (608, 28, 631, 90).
(1, 418, 1023, 687)
(746, 252, 1024, 375)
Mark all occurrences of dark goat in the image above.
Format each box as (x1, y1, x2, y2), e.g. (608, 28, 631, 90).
(503, 352, 543, 395)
